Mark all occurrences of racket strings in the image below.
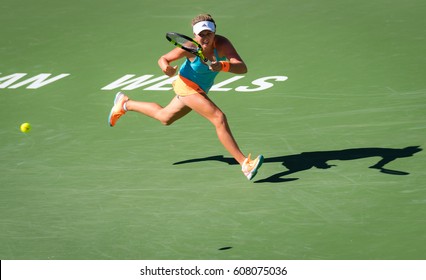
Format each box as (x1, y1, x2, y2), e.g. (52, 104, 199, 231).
(169, 34, 199, 52)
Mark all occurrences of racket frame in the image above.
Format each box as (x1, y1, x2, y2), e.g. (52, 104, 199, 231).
(166, 32, 211, 65)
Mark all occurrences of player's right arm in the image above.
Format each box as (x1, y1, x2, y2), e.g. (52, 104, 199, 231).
(158, 47, 188, 77)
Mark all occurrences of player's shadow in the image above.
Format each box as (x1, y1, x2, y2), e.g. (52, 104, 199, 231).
(173, 146, 422, 183)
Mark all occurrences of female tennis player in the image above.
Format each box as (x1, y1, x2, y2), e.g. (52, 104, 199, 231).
(108, 14, 263, 180)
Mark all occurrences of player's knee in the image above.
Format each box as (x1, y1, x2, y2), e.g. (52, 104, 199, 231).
(161, 114, 179, 126)
(161, 118, 174, 126)
(213, 110, 227, 127)
(155, 112, 173, 126)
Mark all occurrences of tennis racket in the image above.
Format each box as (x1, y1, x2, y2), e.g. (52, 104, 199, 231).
(166, 32, 211, 65)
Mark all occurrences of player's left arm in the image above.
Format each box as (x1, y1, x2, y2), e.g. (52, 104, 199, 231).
(211, 35, 248, 74)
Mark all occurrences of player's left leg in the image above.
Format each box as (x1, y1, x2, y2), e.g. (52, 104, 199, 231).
(178, 92, 247, 165)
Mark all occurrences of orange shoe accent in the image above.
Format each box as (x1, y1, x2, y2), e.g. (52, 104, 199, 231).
(108, 92, 129, 127)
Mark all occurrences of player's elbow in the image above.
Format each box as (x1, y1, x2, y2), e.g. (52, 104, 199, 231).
(241, 64, 248, 74)
(158, 56, 167, 68)
(237, 63, 248, 74)
(229, 59, 247, 74)
(158, 55, 175, 70)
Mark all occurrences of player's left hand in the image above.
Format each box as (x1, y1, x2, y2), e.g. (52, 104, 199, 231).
(208, 56, 222, 72)
(209, 60, 222, 72)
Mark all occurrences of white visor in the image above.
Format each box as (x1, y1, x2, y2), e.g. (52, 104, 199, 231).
(193, 21, 216, 35)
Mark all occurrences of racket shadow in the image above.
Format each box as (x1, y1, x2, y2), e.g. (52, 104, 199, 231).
(173, 146, 422, 183)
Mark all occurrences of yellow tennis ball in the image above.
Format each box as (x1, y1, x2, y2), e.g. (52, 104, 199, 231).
(20, 122, 31, 133)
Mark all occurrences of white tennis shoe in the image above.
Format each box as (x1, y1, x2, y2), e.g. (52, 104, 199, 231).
(242, 154, 264, 180)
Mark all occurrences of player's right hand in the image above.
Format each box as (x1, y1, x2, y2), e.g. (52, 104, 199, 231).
(163, 65, 178, 77)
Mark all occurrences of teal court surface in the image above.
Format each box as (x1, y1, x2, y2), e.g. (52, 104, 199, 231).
(1, 0, 425, 260)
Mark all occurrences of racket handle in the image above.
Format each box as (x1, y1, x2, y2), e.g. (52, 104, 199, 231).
(204, 59, 211, 66)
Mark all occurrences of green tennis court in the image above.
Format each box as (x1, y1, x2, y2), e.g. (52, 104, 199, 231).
(1, 0, 425, 260)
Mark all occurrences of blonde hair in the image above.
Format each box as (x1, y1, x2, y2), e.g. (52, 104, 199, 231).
(192, 14, 216, 28)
